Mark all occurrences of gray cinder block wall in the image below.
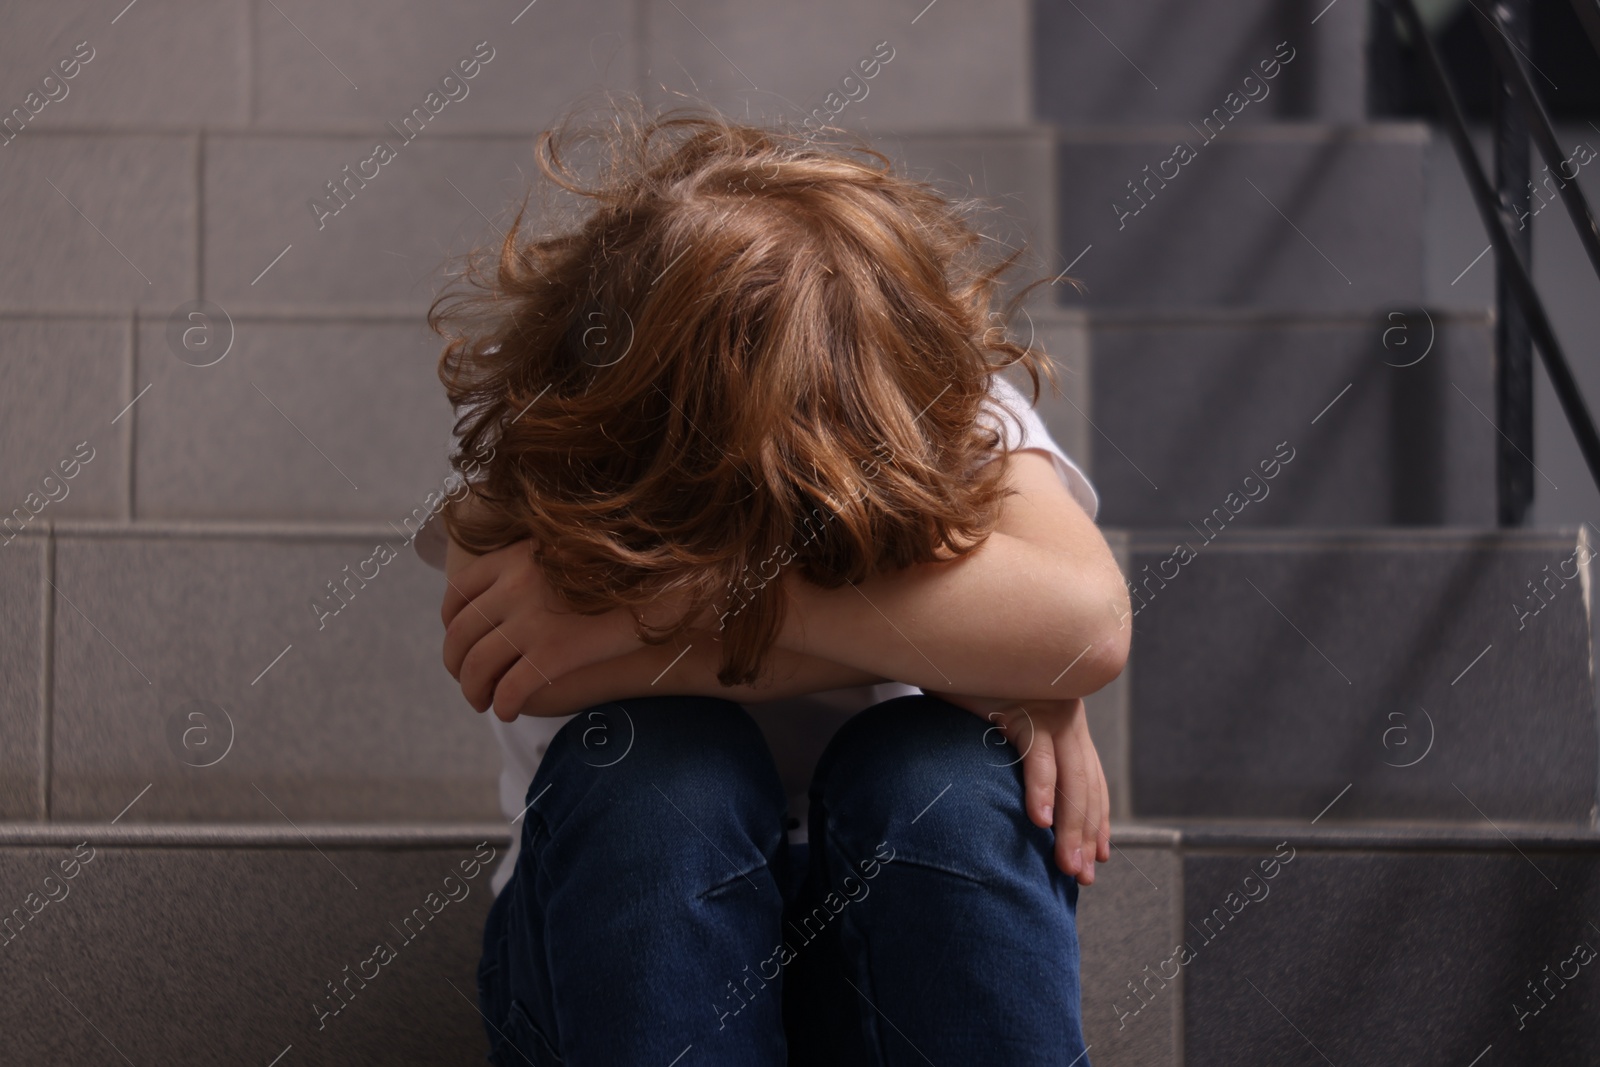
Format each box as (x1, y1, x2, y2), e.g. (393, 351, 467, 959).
(0, 0, 1056, 828)
(0, 4, 1096, 1061)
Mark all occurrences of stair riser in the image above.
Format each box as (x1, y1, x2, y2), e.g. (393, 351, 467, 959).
(1181, 849, 1600, 1065)
(1055, 130, 1427, 313)
(35, 531, 499, 824)
(1088, 315, 1495, 527)
(1123, 533, 1599, 823)
(1035, 0, 1366, 126)
(0, 840, 500, 1065)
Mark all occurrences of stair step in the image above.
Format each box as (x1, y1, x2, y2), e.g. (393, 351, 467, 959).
(1119, 529, 1598, 824)
(0, 823, 510, 1065)
(8, 820, 1592, 1065)
(21, 524, 499, 824)
(642, 0, 1031, 131)
(1034, 0, 1367, 127)
(1054, 124, 1428, 313)
(1086, 309, 1495, 527)
(1081, 821, 1600, 1066)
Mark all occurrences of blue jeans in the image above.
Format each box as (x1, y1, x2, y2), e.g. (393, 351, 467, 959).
(476, 694, 1088, 1065)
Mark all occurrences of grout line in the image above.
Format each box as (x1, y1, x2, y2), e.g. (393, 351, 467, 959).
(41, 531, 54, 821)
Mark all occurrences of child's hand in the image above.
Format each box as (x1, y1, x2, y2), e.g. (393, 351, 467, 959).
(441, 540, 646, 720)
(926, 691, 1111, 886)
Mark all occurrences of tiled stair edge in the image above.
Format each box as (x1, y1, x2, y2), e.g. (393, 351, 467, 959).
(5, 821, 1597, 851)
(0, 823, 514, 848)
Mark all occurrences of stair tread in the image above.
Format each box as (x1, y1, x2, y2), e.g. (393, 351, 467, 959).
(0, 822, 512, 848)
(1111, 818, 1600, 849)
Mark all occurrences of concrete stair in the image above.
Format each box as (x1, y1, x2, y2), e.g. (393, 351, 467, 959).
(1080, 822, 1600, 1067)
(4, 0, 1599, 1063)
(3, 820, 1594, 1065)
(1120, 529, 1599, 824)
(0, 824, 507, 1066)
(1086, 309, 1497, 527)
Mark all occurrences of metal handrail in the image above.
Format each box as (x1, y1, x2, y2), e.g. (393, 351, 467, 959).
(1482, 5, 1600, 283)
(1388, 0, 1600, 517)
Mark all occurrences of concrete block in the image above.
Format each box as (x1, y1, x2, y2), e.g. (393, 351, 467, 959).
(643, 0, 1029, 132)
(1055, 125, 1426, 312)
(1183, 847, 1600, 1065)
(0, 0, 245, 131)
(0, 535, 45, 820)
(1089, 312, 1496, 527)
(0, 828, 505, 1064)
(1126, 531, 1599, 823)
(133, 318, 454, 521)
(254, 0, 633, 131)
(1035, 0, 1366, 125)
(0, 317, 129, 521)
(1078, 840, 1181, 1066)
(50, 530, 500, 822)
(204, 134, 538, 314)
(0, 135, 195, 313)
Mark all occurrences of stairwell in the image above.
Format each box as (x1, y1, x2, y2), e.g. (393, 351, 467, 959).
(1, 1, 1597, 1064)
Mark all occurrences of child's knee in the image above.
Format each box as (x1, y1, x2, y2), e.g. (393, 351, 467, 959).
(813, 694, 1000, 818)
(536, 696, 786, 839)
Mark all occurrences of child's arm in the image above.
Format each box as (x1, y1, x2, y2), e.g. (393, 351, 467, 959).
(507, 640, 888, 720)
(772, 451, 1129, 700)
(441, 524, 886, 717)
(443, 450, 1127, 715)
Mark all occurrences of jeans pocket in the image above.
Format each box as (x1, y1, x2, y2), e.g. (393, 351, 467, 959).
(487, 1000, 563, 1066)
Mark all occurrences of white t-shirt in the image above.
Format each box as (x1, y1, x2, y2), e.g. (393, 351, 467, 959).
(414, 373, 1098, 894)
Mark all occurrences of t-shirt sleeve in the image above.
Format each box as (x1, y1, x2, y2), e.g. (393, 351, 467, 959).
(979, 373, 1100, 520)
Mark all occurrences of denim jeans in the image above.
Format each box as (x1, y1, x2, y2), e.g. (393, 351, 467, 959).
(476, 694, 1088, 1065)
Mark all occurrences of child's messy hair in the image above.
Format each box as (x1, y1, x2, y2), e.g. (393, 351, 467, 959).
(429, 95, 1058, 686)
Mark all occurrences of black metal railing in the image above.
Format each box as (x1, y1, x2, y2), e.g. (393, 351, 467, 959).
(1388, 0, 1600, 524)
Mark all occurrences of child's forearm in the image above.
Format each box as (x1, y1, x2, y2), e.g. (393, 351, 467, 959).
(515, 632, 888, 718)
(770, 453, 1130, 701)
(774, 533, 1124, 700)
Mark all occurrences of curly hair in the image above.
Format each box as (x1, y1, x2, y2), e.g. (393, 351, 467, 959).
(428, 95, 1060, 686)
